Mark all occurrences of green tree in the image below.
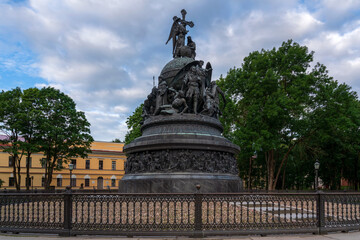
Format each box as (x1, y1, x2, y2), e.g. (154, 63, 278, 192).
(112, 138, 122, 143)
(36, 87, 93, 190)
(309, 82, 360, 189)
(0, 87, 25, 190)
(218, 40, 346, 190)
(0, 179, 4, 188)
(124, 104, 143, 145)
(18, 88, 42, 190)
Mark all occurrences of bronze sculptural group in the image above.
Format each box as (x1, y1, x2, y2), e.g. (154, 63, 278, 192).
(125, 149, 238, 174)
(143, 9, 225, 120)
(121, 9, 242, 193)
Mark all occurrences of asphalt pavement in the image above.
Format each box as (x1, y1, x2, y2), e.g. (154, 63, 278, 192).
(1, 231, 360, 240)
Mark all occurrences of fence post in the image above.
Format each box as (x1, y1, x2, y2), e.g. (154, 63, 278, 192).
(194, 184, 203, 237)
(316, 191, 326, 235)
(60, 186, 72, 237)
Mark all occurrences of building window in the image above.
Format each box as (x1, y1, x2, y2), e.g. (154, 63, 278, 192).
(26, 157, 32, 168)
(9, 156, 14, 167)
(71, 159, 77, 169)
(57, 178, 62, 187)
(41, 177, 45, 187)
(41, 158, 46, 168)
(99, 160, 103, 170)
(85, 178, 90, 187)
(111, 179, 116, 187)
(86, 160, 90, 169)
(9, 177, 15, 187)
(112, 161, 116, 170)
(71, 178, 76, 187)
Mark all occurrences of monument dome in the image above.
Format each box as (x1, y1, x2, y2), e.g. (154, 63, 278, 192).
(160, 57, 198, 90)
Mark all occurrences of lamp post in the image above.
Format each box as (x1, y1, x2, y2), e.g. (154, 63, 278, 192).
(31, 176, 34, 191)
(314, 160, 320, 191)
(69, 163, 74, 188)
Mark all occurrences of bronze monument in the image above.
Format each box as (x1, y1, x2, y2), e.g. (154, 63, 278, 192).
(120, 10, 242, 193)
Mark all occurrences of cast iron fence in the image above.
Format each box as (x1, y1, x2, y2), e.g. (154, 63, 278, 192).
(0, 191, 359, 237)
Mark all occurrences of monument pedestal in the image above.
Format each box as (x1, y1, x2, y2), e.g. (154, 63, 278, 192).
(119, 172, 242, 193)
(121, 114, 242, 193)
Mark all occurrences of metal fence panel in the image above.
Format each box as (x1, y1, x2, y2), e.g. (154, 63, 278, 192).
(0, 193, 64, 232)
(0, 192, 359, 236)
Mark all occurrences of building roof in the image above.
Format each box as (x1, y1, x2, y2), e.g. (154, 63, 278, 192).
(0, 135, 124, 153)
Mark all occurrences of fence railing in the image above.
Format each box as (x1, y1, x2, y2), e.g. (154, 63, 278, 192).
(0, 191, 359, 237)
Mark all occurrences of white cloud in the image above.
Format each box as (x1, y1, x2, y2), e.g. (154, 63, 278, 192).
(303, 22, 360, 88)
(197, 7, 323, 79)
(313, 0, 360, 24)
(113, 105, 129, 113)
(84, 110, 127, 141)
(0, 0, 359, 141)
(284, 9, 324, 36)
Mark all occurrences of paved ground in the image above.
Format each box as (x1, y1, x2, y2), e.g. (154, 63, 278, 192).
(0, 231, 360, 240)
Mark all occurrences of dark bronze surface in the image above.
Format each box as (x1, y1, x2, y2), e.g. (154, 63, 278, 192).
(123, 112, 241, 193)
(124, 10, 240, 193)
(124, 150, 238, 174)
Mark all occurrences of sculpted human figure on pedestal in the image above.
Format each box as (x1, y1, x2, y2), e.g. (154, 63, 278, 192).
(174, 33, 185, 58)
(196, 60, 212, 100)
(184, 66, 202, 114)
(171, 90, 188, 114)
(154, 81, 176, 115)
(143, 86, 157, 119)
(201, 81, 226, 118)
(187, 36, 196, 59)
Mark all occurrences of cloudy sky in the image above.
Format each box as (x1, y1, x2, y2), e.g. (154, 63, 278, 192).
(1, 0, 359, 141)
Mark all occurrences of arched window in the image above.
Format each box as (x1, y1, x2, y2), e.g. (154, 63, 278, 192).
(84, 175, 91, 187)
(57, 174, 63, 187)
(111, 175, 117, 187)
(71, 174, 77, 187)
(97, 176, 103, 189)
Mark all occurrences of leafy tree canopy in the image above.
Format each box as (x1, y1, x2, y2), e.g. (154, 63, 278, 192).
(218, 39, 360, 190)
(124, 104, 143, 145)
(0, 87, 94, 190)
(36, 87, 93, 189)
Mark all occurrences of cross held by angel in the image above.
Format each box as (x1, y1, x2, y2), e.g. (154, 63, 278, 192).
(166, 9, 195, 58)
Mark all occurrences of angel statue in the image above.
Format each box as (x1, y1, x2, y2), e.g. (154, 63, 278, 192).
(166, 9, 194, 58)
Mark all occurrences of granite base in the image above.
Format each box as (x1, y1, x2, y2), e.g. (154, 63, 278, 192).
(118, 173, 243, 193)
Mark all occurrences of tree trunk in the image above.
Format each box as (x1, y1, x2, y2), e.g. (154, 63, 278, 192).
(44, 157, 49, 190)
(12, 156, 19, 190)
(281, 157, 288, 190)
(266, 149, 276, 191)
(44, 157, 56, 190)
(26, 153, 31, 191)
(46, 167, 54, 190)
(16, 156, 21, 191)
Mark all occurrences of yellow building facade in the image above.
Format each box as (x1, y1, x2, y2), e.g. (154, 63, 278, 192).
(0, 141, 126, 190)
